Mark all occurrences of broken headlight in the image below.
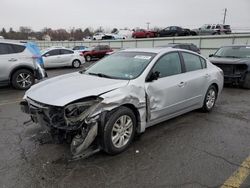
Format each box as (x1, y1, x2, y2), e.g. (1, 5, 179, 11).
(64, 98, 103, 124)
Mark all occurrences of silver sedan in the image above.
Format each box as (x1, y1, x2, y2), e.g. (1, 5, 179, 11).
(21, 48, 224, 158)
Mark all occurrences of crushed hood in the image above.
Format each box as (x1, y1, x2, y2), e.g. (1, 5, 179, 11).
(25, 72, 129, 106)
(209, 57, 250, 65)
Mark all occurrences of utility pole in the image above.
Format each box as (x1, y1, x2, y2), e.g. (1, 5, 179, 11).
(223, 8, 227, 24)
(146, 22, 150, 30)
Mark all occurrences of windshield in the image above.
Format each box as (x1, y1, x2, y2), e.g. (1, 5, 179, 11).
(85, 51, 156, 80)
(214, 46, 250, 58)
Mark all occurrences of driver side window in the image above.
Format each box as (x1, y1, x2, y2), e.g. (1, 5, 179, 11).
(152, 52, 182, 78)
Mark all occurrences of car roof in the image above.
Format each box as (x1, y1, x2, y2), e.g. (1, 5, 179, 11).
(122, 48, 180, 54)
(157, 43, 195, 47)
(42, 47, 73, 53)
(221, 45, 250, 48)
(0, 40, 26, 46)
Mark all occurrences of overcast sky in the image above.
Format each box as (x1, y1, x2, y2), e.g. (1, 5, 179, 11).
(0, 0, 249, 31)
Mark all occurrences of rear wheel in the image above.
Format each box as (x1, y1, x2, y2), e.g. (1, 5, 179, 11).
(242, 73, 250, 89)
(201, 85, 218, 112)
(102, 107, 136, 155)
(11, 69, 35, 90)
(72, 60, 81, 68)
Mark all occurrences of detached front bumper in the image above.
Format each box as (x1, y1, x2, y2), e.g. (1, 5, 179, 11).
(34, 65, 47, 80)
(20, 98, 101, 159)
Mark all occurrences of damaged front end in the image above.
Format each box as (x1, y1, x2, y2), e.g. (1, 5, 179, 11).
(20, 96, 104, 160)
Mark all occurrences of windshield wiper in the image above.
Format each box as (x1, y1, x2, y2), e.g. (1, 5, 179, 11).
(87, 72, 114, 78)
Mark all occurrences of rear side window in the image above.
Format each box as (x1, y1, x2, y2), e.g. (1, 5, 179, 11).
(153, 52, 182, 78)
(0, 43, 25, 55)
(60, 49, 73, 54)
(200, 57, 207, 68)
(11, 44, 26, 53)
(182, 52, 202, 72)
(45, 49, 60, 56)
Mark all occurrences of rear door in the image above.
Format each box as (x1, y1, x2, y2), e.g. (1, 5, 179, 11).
(60, 49, 74, 66)
(145, 52, 190, 121)
(179, 52, 209, 106)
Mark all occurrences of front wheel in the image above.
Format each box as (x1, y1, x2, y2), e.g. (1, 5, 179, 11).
(201, 85, 218, 112)
(11, 69, 35, 90)
(85, 55, 91, 62)
(102, 107, 136, 155)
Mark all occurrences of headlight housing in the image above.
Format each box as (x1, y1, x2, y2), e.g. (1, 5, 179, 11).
(64, 97, 103, 124)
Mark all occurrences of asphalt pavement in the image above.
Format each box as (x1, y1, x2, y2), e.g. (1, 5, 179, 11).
(0, 65, 250, 188)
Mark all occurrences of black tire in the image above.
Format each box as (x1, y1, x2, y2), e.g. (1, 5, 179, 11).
(72, 60, 81, 68)
(102, 106, 136, 155)
(11, 69, 35, 90)
(201, 85, 218, 112)
(242, 73, 250, 89)
(85, 55, 91, 62)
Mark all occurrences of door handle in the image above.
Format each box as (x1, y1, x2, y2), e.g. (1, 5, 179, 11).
(8, 58, 17, 62)
(178, 81, 186, 87)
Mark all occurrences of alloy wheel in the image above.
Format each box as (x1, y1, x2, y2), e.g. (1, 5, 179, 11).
(111, 115, 133, 148)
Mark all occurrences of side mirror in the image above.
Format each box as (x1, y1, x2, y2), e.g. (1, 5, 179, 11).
(209, 54, 214, 57)
(198, 28, 201, 30)
(44, 53, 50, 57)
(147, 71, 160, 82)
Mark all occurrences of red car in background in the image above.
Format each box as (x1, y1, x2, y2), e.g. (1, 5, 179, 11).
(83, 45, 113, 62)
(132, 29, 157, 38)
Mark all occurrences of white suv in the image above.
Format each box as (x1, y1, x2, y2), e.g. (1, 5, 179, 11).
(193, 24, 232, 35)
(0, 41, 46, 90)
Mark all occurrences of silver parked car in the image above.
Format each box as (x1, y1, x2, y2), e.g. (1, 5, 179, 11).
(42, 47, 85, 68)
(20, 48, 223, 158)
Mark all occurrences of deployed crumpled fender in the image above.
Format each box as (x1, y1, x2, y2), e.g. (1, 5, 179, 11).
(92, 83, 148, 133)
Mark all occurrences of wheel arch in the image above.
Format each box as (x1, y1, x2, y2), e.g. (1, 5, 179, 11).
(72, 59, 81, 64)
(101, 103, 141, 134)
(9, 65, 35, 82)
(211, 83, 219, 93)
(121, 103, 141, 129)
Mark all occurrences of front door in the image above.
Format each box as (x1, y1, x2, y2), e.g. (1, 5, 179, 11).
(43, 49, 61, 68)
(145, 52, 188, 122)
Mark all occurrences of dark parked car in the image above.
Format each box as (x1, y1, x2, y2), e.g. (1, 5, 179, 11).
(158, 26, 191, 37)
(158, 43, 200, 54)
(83, 45, 113, 62)
(132, 29, 157, 38)
(209, 45, 250, 88)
